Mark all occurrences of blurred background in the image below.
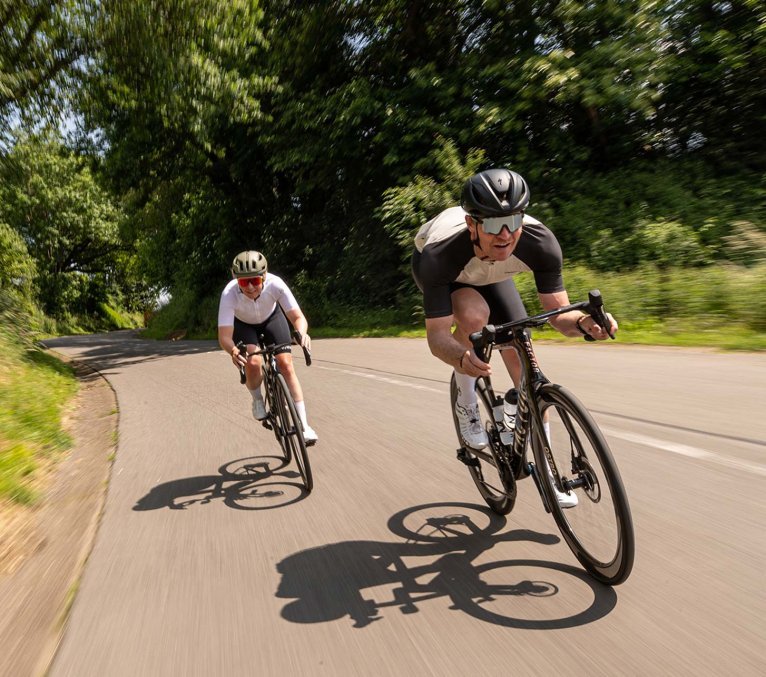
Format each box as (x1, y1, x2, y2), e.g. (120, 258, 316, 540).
(1, 0, 764, 348)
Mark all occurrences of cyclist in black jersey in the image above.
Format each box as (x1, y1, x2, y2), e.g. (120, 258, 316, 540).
(412, 169, 616, 505)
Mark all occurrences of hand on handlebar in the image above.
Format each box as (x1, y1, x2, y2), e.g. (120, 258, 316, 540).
(298, 332, 311, 352)
(457, 349, 492, 377)
(231, 345, 247, 368)
(580, 311, 618, 341)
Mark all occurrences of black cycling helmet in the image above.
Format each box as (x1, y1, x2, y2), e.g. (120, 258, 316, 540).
(231, 250, 267, 277)
(461, 168, 530, 218)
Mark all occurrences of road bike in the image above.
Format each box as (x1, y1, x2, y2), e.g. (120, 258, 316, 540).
(449, 290, 634, 585)
(236, 331, 313, 492)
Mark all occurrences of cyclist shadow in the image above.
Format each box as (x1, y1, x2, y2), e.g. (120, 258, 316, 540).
(276, 502, 618, 629)
(133, 456, 308, 511)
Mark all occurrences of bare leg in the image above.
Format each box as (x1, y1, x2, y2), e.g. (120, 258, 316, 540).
(275, 352, 304, 403)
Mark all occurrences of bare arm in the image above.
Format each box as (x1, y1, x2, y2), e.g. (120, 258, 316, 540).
(218, 325, 245, 367)
(285, 308, 311, 350)
(425, 315, 491, 377)
(540, 290, 618, 340)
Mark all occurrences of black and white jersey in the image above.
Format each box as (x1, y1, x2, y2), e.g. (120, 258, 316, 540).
(412, 206, 565, 319)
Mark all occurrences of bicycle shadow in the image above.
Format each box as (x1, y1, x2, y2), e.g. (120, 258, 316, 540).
(133, 456, 308, 511)
(275, 502, 618, 629)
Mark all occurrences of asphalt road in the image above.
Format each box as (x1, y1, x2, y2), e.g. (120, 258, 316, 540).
(42, 332, 766, 676)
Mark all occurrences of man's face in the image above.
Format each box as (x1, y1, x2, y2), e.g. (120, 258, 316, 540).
(466, 215, 522, 261)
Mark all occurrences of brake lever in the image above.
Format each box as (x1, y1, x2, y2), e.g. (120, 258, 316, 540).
(586, 290, 615, 340)
(235, 341, 247, 383)
(292, 331, 312, 367)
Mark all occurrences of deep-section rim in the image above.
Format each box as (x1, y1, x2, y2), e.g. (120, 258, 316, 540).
(532, 383, 634, 585)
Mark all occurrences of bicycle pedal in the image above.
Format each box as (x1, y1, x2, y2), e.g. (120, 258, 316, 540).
(305, 439, 317, 447)
(456, 448, 480, 467)
(261, 420, 273, 430)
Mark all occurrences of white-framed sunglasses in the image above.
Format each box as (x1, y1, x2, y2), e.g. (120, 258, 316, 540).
(476, 212, 524, 235)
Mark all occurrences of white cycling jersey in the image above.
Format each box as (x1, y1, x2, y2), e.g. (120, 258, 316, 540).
(217, 273, 299, 327)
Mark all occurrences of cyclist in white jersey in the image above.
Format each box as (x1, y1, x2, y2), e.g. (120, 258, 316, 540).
(218, 250, 317, 443)
(412, 169, 617, 506)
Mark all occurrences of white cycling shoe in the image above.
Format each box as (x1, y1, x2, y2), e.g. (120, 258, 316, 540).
(546, 462, 578, 508)
(554, 486, 579, 509)
(455, 402, 488, 450)
(251, 398, 267, 421)
(302, 424, 318, 445)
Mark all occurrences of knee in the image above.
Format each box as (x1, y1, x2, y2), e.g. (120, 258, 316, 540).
(276, 353, 294, 375)
(456, 306, 489, 334)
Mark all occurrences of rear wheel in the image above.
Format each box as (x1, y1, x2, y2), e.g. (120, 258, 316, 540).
(450, 374, 515, 515)
(275, 373, 313, 492)
(531, 384, 634, 585)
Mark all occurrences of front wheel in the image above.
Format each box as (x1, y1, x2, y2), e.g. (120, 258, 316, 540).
(450, 374, 515, 515)
(531, 384, 634, 585)
(274, 373, 313, 492)
(266, 372, 291, 464)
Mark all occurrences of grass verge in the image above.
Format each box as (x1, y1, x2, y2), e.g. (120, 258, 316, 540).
(0, 332, 78, 504)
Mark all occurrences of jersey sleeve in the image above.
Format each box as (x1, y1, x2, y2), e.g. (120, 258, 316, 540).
(273, 276, 300, 314)
(515, 222, 565, 294)
(414, 249, 455, 319)
(217, 286, 236, 327)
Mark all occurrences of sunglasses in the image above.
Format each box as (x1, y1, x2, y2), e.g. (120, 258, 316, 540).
(476, 212, 524, 235)
(237, 275, 264, 288)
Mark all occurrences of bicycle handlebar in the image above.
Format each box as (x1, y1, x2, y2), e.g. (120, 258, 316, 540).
(469, 288, 615, 356)
(291, 331, 312, 367)
(234, 333, 312, 384)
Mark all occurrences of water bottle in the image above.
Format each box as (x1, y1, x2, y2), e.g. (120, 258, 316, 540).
(503, 388, 518, 431)
(492, 397, 504, 424)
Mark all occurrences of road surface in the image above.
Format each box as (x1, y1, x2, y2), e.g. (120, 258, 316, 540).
(42, 333, 766, 676)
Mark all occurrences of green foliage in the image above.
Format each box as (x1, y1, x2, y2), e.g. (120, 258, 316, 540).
(0, 221, 35, 290)
(0, 134, 123, 318)
(381, 138, 485, 258)
(0, 0, 89, 138)
(558, 262, 766, 333)
(535, 160, 765, 269)
(0, 331, 77, 504)
(142, 287, 221, 339)
(659, 0, 766, 169)
(5, 0, 766, 347)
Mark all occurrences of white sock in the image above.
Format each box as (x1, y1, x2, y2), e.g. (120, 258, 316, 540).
(248, 387, 264, 403)
(295, 400, 309, 428)
(454, 371, 478, 407)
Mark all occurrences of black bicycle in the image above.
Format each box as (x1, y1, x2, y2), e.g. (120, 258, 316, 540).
(237, 331, 313, 492)
(449, 290, 634, 585)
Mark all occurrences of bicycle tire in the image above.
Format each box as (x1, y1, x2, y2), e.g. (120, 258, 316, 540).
(274, 373, 313, 492)
(449, 374, 515, 515)
(531, 384, 634, 585)
(266, 373, 292, 463)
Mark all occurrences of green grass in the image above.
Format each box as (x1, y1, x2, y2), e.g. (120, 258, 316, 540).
(0, 331, 78, 504)
(307, 320, 765, 351)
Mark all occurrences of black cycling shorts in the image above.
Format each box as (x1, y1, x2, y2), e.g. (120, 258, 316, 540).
(233, 308, 293, 355)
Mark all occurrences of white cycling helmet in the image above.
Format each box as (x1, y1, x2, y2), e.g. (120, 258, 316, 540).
(231, 250, 267, 277)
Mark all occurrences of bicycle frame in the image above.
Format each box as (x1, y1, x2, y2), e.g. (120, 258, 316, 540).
(455, 290, 634, 584)
(469, 291, 612, 505)
(235, 331, 314, 491)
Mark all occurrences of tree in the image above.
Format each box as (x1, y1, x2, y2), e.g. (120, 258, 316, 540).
(659, 0, 766, 170)
(0, 134, 122, 316)
(0, 0, 89, 139)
